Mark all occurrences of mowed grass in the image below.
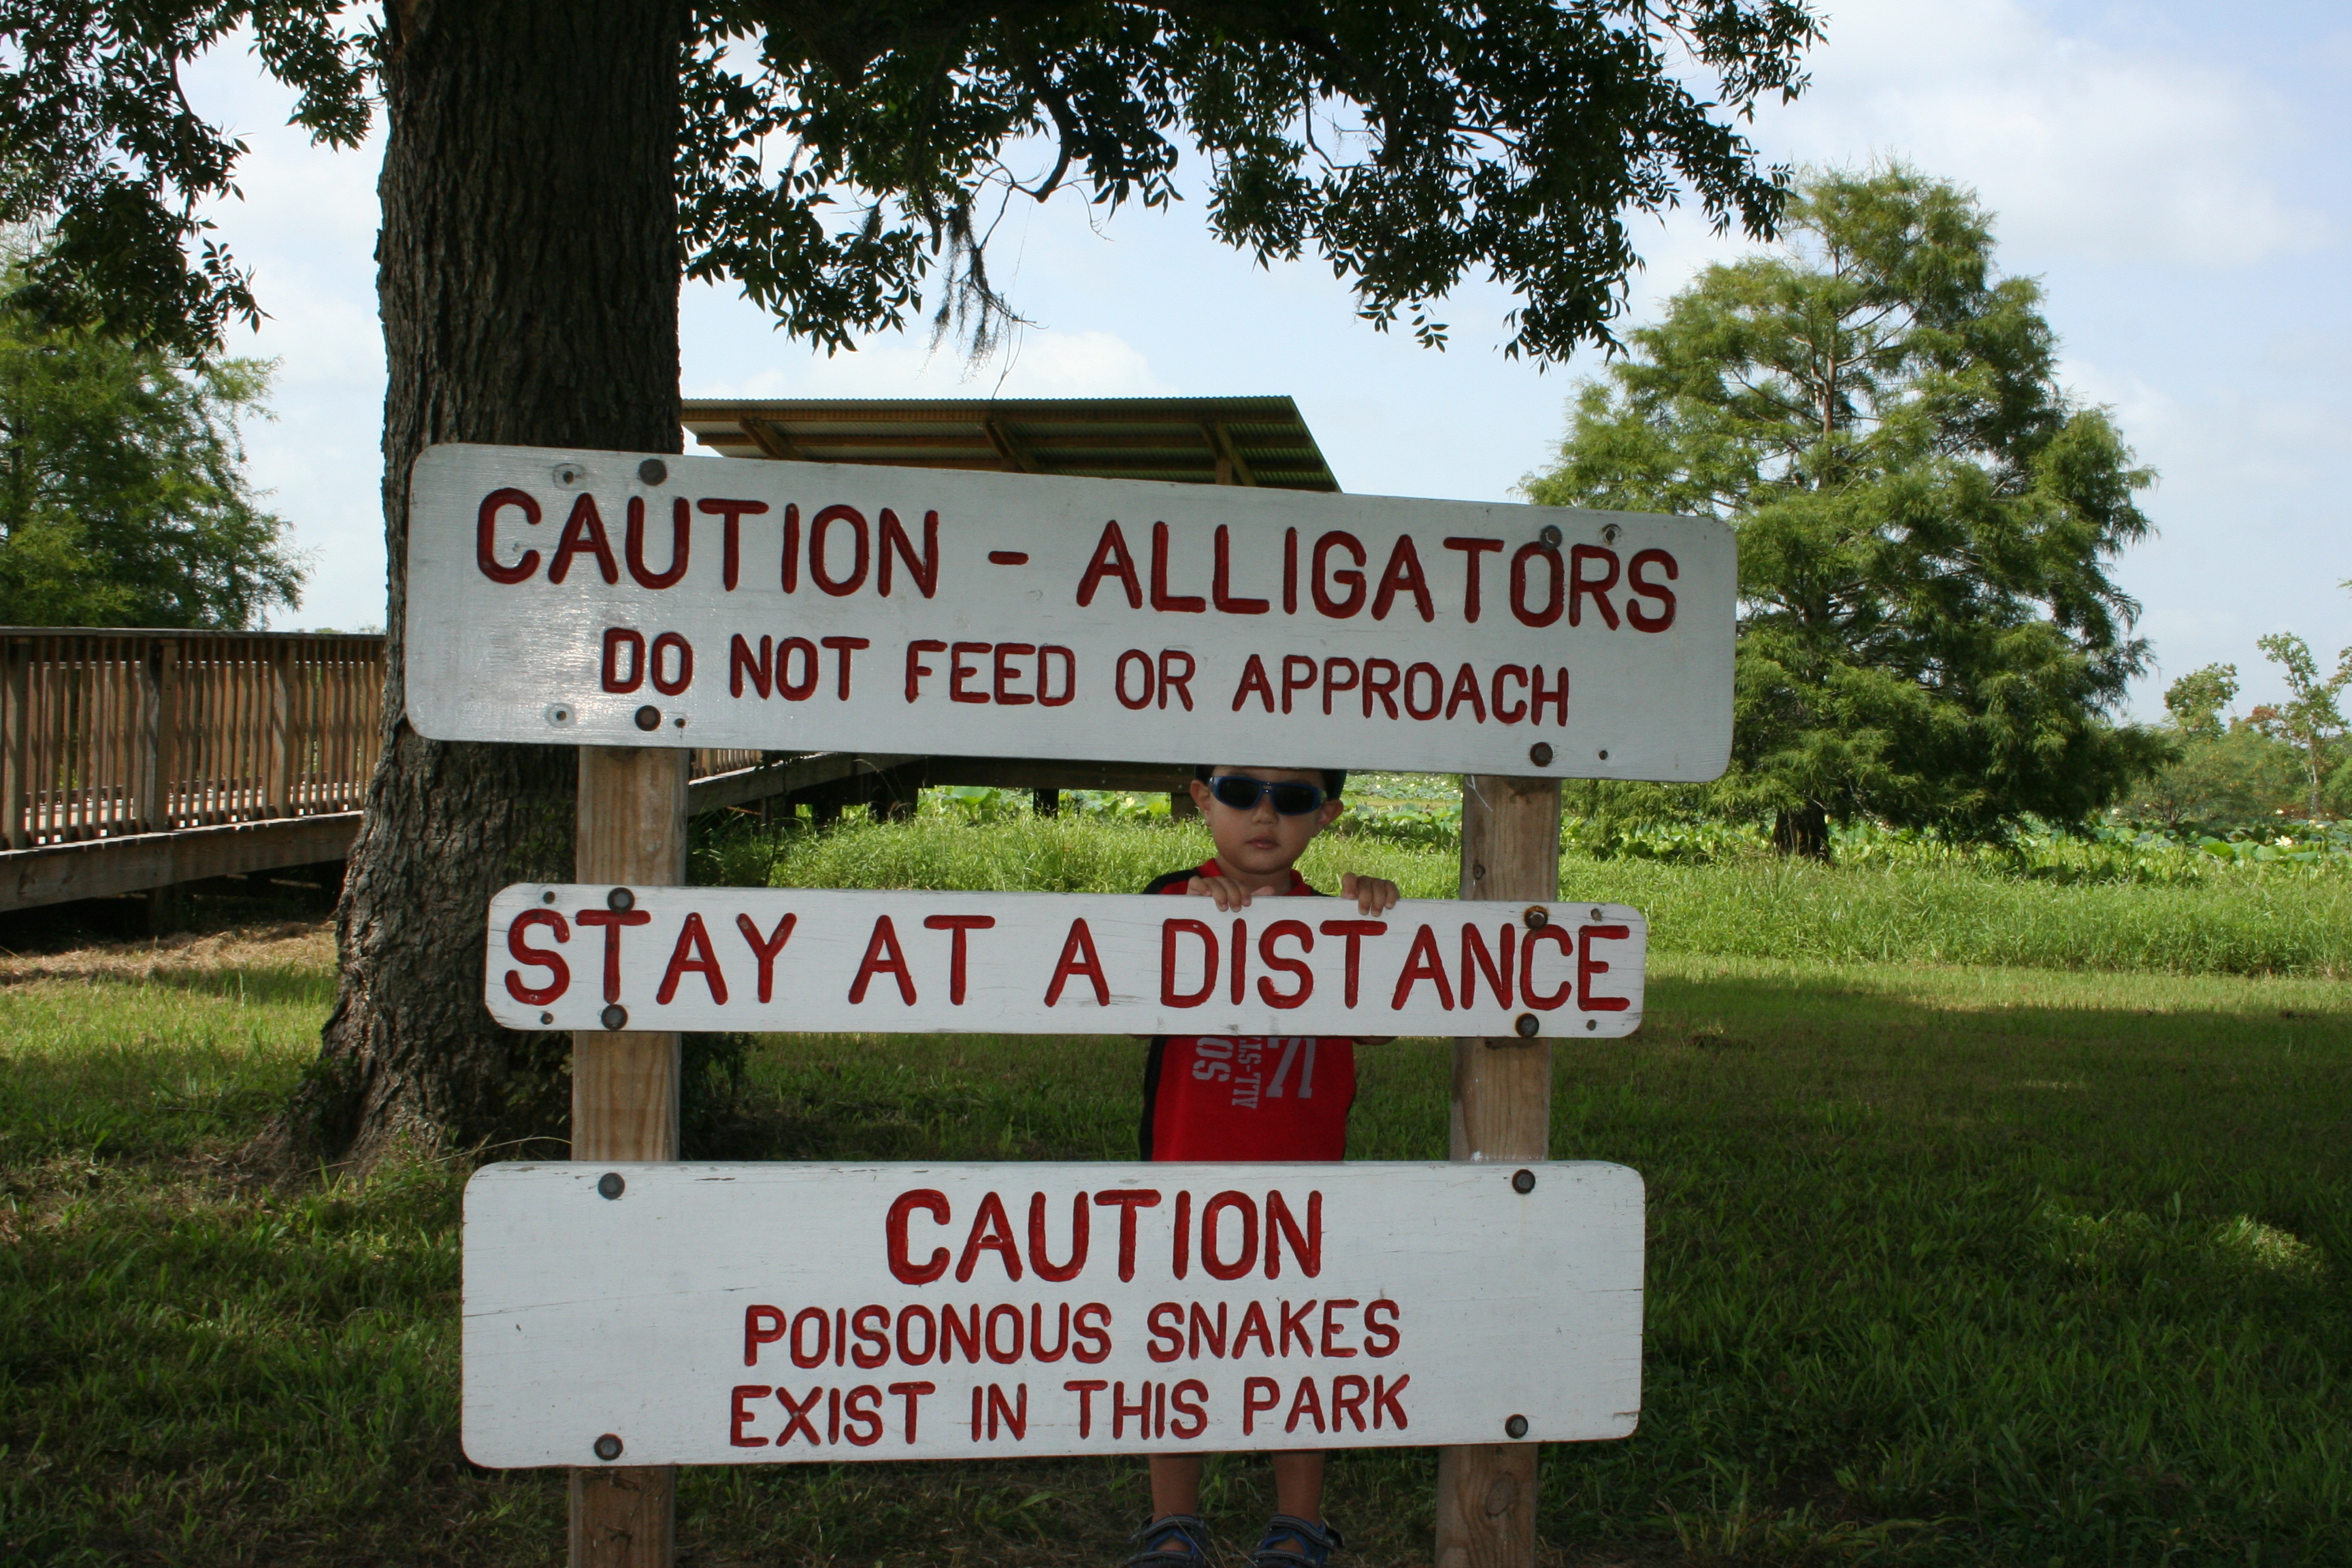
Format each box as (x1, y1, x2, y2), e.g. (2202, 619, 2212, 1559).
(3, 903, 2346, 1567)
(710, 815, 2352, 977)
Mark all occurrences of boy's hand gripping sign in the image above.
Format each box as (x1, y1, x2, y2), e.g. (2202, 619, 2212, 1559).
(461, 1160, 1645, 1467)
(487, 887, 1647, 1038)
(406, 444, 1734, 782)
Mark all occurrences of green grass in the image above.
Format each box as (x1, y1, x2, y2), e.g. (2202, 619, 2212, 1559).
(5, 924, 2347, 1566)
(701, 814, 2352, 977)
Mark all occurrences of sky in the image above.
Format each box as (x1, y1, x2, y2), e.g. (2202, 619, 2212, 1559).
(183, 0, 2350, 721)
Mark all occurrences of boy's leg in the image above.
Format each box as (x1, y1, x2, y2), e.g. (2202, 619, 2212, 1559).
(1148, 1454, 1207, 1520)
(1269, 1450, 1325, 1522)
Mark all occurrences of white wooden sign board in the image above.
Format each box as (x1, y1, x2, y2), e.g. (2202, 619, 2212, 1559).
(406, 443, 1734, 781)
(485, 886, 1647, 1038)
(462, 1160, 1644, 1468)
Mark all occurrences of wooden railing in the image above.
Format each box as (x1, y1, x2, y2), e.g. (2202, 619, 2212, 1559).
(0, 627, 775, 851)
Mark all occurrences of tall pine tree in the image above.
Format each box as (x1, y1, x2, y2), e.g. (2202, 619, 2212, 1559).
(1527, 166, 2166, 851)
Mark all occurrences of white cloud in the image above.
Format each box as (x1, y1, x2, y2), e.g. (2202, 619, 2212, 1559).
(1773, 0, 2332, 267)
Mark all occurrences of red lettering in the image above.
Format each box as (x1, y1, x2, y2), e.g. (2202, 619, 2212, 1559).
(877, 508, 938, 598)
(1281, 527, 1299, 614)
(896, 1305, 937, 1363)
(1243, 1375, 1281, 1435)
(1522, 924, 1573, 1011)
(1037, 644, 1075, 706)
(625, 495, 689, 589)
(745, 1305, 786, 1367)
(1321, 657, 1358, 715)
(1311, 531, 1367, 617)
(887, 1380, 935, 1443)
(1212, 524, 1269, 613)
(649, 631, 692, 696)
(851, 1306, 891, 1369)
(1065, 1379, 1109, 1437)
(887, 1190, 951, 1284)
(809, 504, 870, 595)
(476, 487, 541, 583)
(731, 1384, 772, 1446)
(1403, 662, 1443, 720)
(819, 635, 868, 699)
(1170, 1379, 1209, 1439)
(994, 642, 1035, 705)
(1258, 920, 1314, 1009)
(1371, 535, 1434, 621)
(1389, 924, 1454, 1010)
(1444, 662, 1487, 721)
(1512, 542, 1566, 627)
(654, 911, 728, 1005)
(1073, 1303, 1111, 1362)
(789, 1307, 830, 1369)
(1443, 536, 1501, 621)
(949, 641, 990, 703)
(843, 1384, 884, 1446)
(1150, 521, 1206, 612)
(1231, 653, 1275, 713)
(1031, 1301, 1073, 1362)
(1115, 649, 1155, 709)
(1532, 665, 1568, 725)
(1266, 1190, 1322, 1279)
(904, 639, 945, 701)
(1569, 543, 1620, 628)
(1330, 1373, 1369, 1431)
(848, 915, 916, 1004)
(1173, 1189, 1192, 1280)
(1028, 1192, 1090, 1282)
(954, 1192, 1025, 1283)
(574, 906, 650, 1003)
(1235, 1301, 1275, 1358)
(1076, 521, 1143, 608)
(1200, 1192, 1258, 1280)
(1279, 1298, 1316, 1357)
(940, 1303, 981, 1362)
(1148, 1303, 1184, 1364)
(1627, 548, 1677, 631)
(1490, 664, 1528, 724)
(1579, 923, 1633, 1011)
(1281, 655, 1317, 714)
(1161, 919, 1219, 1007)
(1045, 919, 1111, 1007)
(700, 497, 768, 591)
(922, 913, 994, 1004)
(600, 628, 644, 693)
(1365, 1299, 1401, 1357)
(1113, 1380, 1153, 1438)
(985, 1305, 1025, 1365)
(1373, 1373, 1409, 1428)
(1460, 924, 1515, 1009)
(985, 1381, 1027, 1439)
(1189, 1302, 1229, 1359)
(1362, 658, 1400, 718)
(1318, 920, 1387, 1009)
(1092, 1190, 1162, 1281)
(1284, 1375, 1326, 1433)
(730, 634, 772, 698)
(775, 636, 819, 700)
(549, 493, 619, 585)
(504, 909, 569, 1006)
(1158, 649, 1196, 710)
(1320, 1298, 1360, 1358)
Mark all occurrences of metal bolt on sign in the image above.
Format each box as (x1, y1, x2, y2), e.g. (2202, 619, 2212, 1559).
(607, 887, 634, 911)
(601, 1004, 628, 1030)
(1505, 1415, 1530, 1439)
(593, 1433, 624, 1461)
(1511, 1169, 1537, 1194)
(597, 1173, 626, 1200)
(637, 458, 667, 485)
(1514, 1014, 1540, 1038)
(1529, 742, 1554, 767)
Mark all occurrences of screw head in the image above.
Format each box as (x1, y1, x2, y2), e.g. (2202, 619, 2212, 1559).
(601, 1004, 628, 1030)
(593, 1433, 624, 1460)
(1590, 906, 1603, 919)
(1505, 1414, 1529, 1439)
(1529, 742, 1554, 768)
(1522, 905, 1548, 928)
(541, 889, 556, 904)
(1511, 1169, 1536, 1194)
(1586, 1018, 1599, 1031)
(1514, 1013, 1539, 1038)
(597, 1171, 626, 1200)
(672, 715, 686, 729)
(544, 703, 572, 726)
(637, 457, 668, 486)
(551, 463, 585, 487)
(540, 1011, 553, 1025)
(1601, 523, 1622, 544)
(1539, 523, 1563, 547)
(634, 704, 662, 731)
(607, 887, 635, 911)
(1597, 749, 1610, 761)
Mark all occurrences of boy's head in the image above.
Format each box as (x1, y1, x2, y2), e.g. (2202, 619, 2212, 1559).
(1187, 765, 1347, 880)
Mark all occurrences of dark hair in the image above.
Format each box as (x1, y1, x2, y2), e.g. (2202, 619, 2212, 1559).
(1195, 764, 1345, 798)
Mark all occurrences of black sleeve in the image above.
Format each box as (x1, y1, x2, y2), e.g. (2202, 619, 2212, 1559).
(1141, 868, 1195, 896)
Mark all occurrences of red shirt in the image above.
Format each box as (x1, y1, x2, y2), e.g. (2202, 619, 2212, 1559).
(1139, 860, 1358, 1162)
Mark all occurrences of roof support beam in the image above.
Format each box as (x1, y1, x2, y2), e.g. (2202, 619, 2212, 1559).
(1204, 421, 1256, 485)
(983, 416, 1043, 474)
(738, 416, 806, 461)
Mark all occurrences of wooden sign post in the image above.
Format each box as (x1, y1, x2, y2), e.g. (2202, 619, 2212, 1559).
(397, 442, 1735, 1568)
(569, 745, 687, 1568)
(1440, 773, 1563, 1568)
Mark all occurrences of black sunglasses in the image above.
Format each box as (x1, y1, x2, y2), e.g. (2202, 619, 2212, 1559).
(1206, 774, 1327, 815)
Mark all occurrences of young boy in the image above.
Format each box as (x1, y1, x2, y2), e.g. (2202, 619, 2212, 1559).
(1126, 765, 1400, 1568)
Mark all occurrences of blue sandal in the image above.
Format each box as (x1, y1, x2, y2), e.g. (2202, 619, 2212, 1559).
(1252, 1514, 1343, 1568)
(1125, 1513, 1213, 1567)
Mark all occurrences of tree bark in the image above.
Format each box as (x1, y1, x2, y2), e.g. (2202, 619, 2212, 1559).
(1772, 801, 1831, 860)
(256, 0, 687, 1166)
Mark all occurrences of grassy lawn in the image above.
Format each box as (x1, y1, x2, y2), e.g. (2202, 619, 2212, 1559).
(3, 830, 2348, 1565)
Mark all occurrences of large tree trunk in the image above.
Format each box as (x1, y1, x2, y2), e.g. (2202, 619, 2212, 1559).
(257, 0, 687, 1166)
(1772, 801, 1831, 860)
